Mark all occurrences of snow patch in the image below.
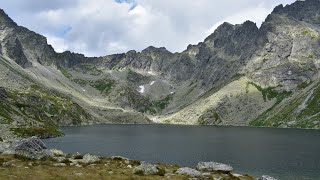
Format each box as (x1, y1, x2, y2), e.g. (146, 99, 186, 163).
(138, 85, 145, 93)
(150, 81, 155, 85)
(146, 70, 157, 75)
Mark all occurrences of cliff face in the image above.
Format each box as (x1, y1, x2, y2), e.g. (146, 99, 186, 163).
(0, 0, 319, 139)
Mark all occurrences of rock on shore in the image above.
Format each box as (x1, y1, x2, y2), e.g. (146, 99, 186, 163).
(196, 161, 233, 173)
(176, 167, 202, 177)
(133, 162, 160, 175)
(0, 136, 52, 160)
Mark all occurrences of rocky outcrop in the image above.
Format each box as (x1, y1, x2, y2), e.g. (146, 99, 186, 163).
(196, 162, 233, 173)
(3, 37, 30, 68)
(272, 0, 320, 25)
(1, 137, 52, 160)
(133, 162, 160, 175)
(176, 167, 202, 177)
(82, 154, 100, 164)
(50, 149, 64, 156)
(257, 175, 278, 180)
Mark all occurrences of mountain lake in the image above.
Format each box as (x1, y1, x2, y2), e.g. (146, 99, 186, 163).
(44, 125, 320, 180)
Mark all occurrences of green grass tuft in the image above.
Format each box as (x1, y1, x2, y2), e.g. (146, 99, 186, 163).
(248, 82, 292, 103)
(57, 65, 72, 79)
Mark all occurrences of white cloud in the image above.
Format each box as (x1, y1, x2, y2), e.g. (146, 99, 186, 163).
(207, 4, 273, 36)
(45, 34, 68, 53)
(0, 0, 296, 56)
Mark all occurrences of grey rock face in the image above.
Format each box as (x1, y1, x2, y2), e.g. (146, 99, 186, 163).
(1, 137, 53, 160)
(3, 37, 30, 68)
(50, 149, 64, 156)
(245, 0, 320, 91)
(272, 0, 320, 25)
(196, 162, 233, 173)
(257, 175, 278, 180)
(0, 9, 17, 28)
(133, 162, 159, 175)
(82, 154, 100, 164)
(0, 142, 10, 154)
(176, 167, 202, 177)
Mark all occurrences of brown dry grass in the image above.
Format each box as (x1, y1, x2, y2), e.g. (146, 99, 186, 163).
(0, 155, 186, 180)
(0, 155, 254, 180)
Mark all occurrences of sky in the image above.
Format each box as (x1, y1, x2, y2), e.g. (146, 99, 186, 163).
(0, 0, 296, 57)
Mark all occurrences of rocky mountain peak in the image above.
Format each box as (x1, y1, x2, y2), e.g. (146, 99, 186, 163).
(204, 21, 258, 46)
(141, 46, 171, 55)
(0, 9, 17, 28)
(204, 22, 234, 43)
(271, 0, 320, 25)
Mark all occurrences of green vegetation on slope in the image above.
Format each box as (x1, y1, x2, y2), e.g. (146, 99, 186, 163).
(250, 82, 320, 129)
(74, 64, 103, 75)
(301, 28, 319, 40)
(297, 85, 320, 121)
(91, 79, 115, 95)
(247, 82, 292, 103)
(57, 65, 72, 79)
(10, 126, 61, 138)
(0, 85, 93, 138)
(152, 95, 173, 111)
(142, 95, 174, 114)
(298, 81, 312, 90)
(198, 111, 221, 125)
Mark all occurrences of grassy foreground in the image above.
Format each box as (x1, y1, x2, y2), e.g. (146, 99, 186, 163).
(0, 155, 254, 180)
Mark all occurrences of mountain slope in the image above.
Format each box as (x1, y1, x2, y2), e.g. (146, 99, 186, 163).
(160, 0, 320, 128)
(0, 0, 320, 139)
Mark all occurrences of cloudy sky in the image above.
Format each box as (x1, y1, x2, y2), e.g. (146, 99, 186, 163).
(0, 0, 295, 57)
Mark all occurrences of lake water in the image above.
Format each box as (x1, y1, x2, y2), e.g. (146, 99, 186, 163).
(44, 125, 320, 180)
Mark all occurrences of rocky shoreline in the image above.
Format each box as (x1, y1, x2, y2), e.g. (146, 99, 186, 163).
(0, 137, 277, 180)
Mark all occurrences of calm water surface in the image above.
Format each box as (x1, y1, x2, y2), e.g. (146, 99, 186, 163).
(44, 125, 320, 180)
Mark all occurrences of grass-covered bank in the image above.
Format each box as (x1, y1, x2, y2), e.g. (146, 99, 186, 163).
(0, 154, 255, 180)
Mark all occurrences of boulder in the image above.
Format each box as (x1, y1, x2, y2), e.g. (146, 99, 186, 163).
(53, 156, 66, 163)
(0, 143, 10, 154)
(257, 175, 278, 180)
(82, 154, 100, 164)
(196, 162, 233, 173)
(133, 162, 159, 175)
(53, 163, 67, 167)
(1, 137, 52, 160)
(176, 167, 202, 177)
(111, 156, 129, 161)
(202, 172, 211, 177)
(50, 149, 64, 157)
